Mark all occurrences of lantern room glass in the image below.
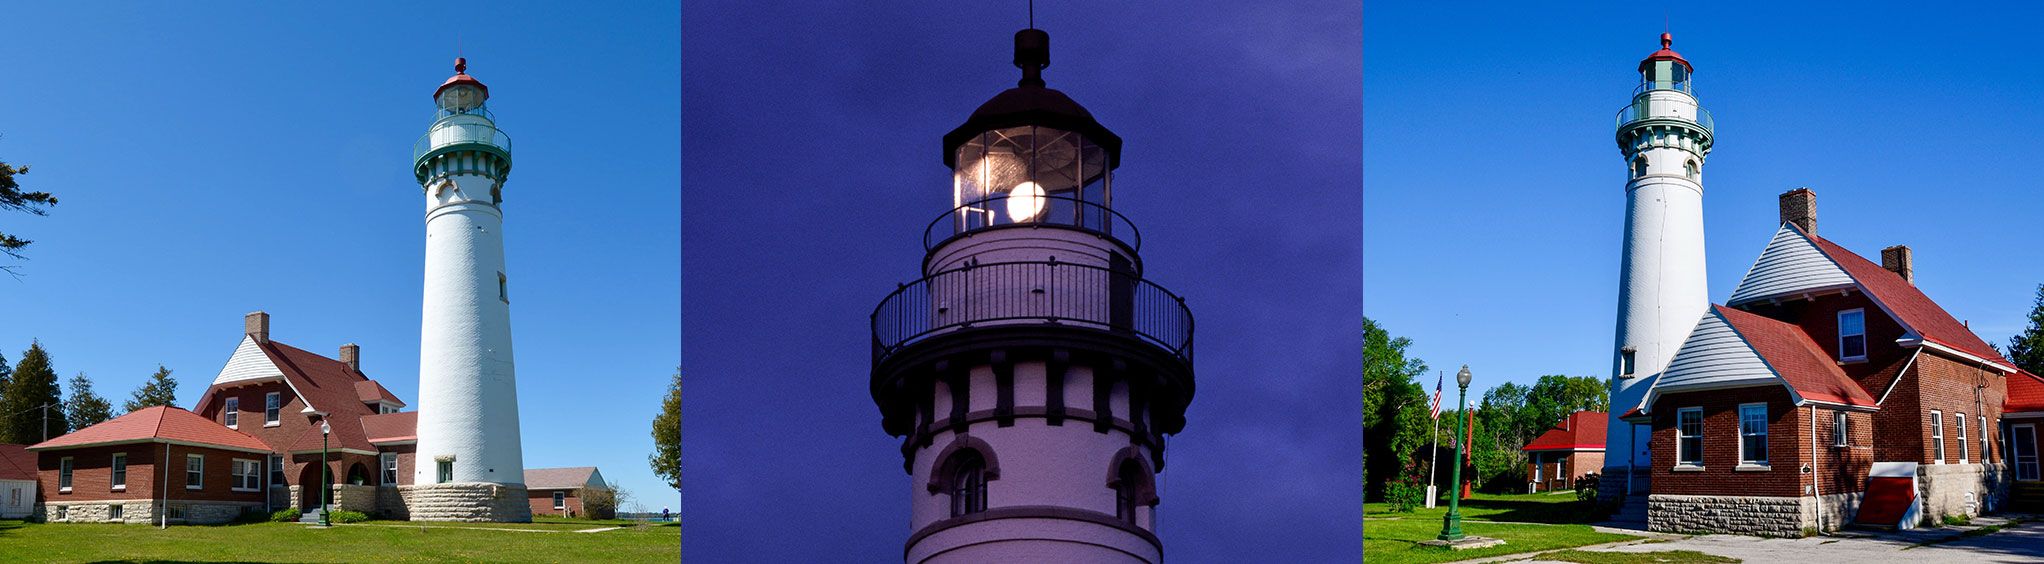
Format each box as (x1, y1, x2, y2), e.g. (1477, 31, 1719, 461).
(952, 125, 1112, 235)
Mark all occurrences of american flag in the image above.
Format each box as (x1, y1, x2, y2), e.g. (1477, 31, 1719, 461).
(1427, 370, 1444, 419)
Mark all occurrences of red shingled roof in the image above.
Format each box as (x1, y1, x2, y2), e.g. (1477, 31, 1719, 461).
(2008, 370, 2044, 413)
(1522, 411, 1608, 452)
(356, 380, 405, 407)
(1801, 226, 2012, 370)
(0, 444, 36, 481)
(28, 407, 272, 454)
(1716, 304, 1878, 407)
(362, 411, 417, 444)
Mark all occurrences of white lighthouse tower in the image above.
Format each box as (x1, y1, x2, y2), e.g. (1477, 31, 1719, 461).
(1603, 34, 1713, 504)
(410, 58, 530, 522)
(869, 27, 1195, 563)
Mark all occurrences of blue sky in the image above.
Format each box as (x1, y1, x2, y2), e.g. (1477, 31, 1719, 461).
(683, 1, 1358, 561)
(0, 3, 678, 507)
(1366, 2, 2044, 403)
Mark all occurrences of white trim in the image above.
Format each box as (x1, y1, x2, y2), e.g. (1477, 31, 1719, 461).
(1908, 339, 2019, 373)
(1735, 464, 1772, 472)
(230, 458, 262, 492)
(369, 439, 418, 446)
(1837, 308, 1868, 362)
(28, 437, 275, 456)
(289, 448, 380, 456)
(1878, 349, 1924, 406)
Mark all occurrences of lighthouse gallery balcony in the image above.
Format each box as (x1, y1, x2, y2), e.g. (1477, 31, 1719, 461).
(872, 259, 1193, 367)
(413, 109, 513, 163)
(1614, 83, 1714, 134)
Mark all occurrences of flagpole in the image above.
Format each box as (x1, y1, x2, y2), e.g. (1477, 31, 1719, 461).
(1426, 371, 1442, 508)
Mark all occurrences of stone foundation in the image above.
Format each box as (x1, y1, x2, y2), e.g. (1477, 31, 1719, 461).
(1648, 494, 1812, 537)
(400, 482, 532, 522)
(40, 499, 261, 525)
(1919, 462, 2004, 524)
(376, 485, 410, 520)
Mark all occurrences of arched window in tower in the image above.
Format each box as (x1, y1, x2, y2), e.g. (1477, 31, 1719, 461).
(1631, 156, 1648, 179)
(1114, 460, 1143, 525)
(1684, 159, 1698, 180)
(947, 450, 988, 518)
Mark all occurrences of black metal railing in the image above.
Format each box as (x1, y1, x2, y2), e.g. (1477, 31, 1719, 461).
(872, 260, 1193, 366)
(924, 194, 1140, 253)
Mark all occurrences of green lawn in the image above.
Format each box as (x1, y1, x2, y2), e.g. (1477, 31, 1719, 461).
(1364, 492, 1639, 563)
(0, 519, 679, 563)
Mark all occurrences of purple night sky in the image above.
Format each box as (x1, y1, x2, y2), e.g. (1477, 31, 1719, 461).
(681, 2, 1360, 561)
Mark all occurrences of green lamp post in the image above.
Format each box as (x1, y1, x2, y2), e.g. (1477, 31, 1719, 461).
(1438, 364, 1472, 541)
(318, 419, 331, 527)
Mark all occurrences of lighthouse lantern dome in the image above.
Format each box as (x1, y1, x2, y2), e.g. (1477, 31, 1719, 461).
(942, 28, 1124, 236)
(1638, 33, 1693, 92)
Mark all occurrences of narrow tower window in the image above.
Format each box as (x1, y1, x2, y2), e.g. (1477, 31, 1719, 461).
(1114, 461, 1143, 525)
(1684, 159, 1698, 179)
(499, 272, 509, 304)
(1631, 156, 1648, 178)
(1619, 347, 1636, 377)
(948, 450, 988, 518)
(437, 460, 454, 484)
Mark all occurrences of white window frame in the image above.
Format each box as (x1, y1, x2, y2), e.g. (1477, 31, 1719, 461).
(1931, 410, 1946, 464)
(553, 491, 566, 510)
(437, 460, 453, 484)
(224, 397, 239, 428)
(55, 505, 67, 520)
(1676, 407, 1704, 468)
(187, 454, 205, 490)
(59, 457, 73, 492)
(264, 392, 282, 426)
(1958, 413, 1970, 464)
(231, 459, 261, 492)
(382, 452, 399, 485)
(1833, 410, 1849, 447)
(1738, 403, 1770, 467)
(111, 453, 127, 491)
(1837, 309, 1868, 361)
(109, 504, 123, 520)
(1619, 348, 1636, 377)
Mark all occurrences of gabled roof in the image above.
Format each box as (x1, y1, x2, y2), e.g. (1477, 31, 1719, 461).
(28, 407, 273, 454)
(1522, 411, 1608, 452)
(2008, 370, 2044, 413)
(196, 336, 389, 453)
(361, 411, 418, 444)
(355, 380, 405, 407)
(1728, 224, 2012, 372)
(0, 444, 36, 481)
(524, 467, 605, 490)
(1648, 305, 1876, 412)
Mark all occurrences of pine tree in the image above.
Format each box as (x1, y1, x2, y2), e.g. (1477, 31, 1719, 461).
(1, 158, 59, 276)
(124, 365, 179, 412)
(64, 372, 115, 429)
(2009, 284, 2044, 375)
(649, 368, 681, 491)
(0, 341, 68, 444)
(0, 350, 10, 440)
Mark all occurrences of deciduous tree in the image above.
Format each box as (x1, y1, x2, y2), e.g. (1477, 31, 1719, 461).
(649, 368, 680, 491)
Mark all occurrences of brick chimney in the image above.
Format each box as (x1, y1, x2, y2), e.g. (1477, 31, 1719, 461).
(339, 343, 360, 371)
(245, 311, 270, 344)
(1779, 188, 1817, 235)
(1882, 245, 1914, 285)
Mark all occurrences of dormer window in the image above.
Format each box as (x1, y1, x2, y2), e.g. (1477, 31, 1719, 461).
(1837, 309, 1867, 361)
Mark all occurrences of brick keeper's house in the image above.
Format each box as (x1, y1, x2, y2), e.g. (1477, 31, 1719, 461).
(1627, 189, 2021, 536)
(1522, 411, 1606, 494)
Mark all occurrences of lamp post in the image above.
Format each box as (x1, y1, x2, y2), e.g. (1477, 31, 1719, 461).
(1438, 364, 1473, 542)
(318, 419, 331, 527)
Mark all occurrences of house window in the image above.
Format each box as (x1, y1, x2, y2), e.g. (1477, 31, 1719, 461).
(111, 453, 127, 490)
(270, 455, 285, 485)
(59, 457, 73, 491)
(437, 460, 453, 484)
(498, 272, 509, 303)
(187, 454, 205, 489)
(553, 491, 566, 510)
(382, 453, 398, 485)
(1684, 159, 1698, 179)
(1677, 408, 1704, 466)
(109, 504, 123, 520)
(1619, 348, 1636, 377)
(1931, 410, 1946, 463)
(1739, 404, 1768, 465)
(1957, 413, 1970, 463)
(232, 459, 261, 491)
(265, 392, 281, 425)
(1833, 411, 1849, 447)
(54, 505, 67, 520)
(1114, 461, 1142, 525)
(948, 450, 988, 518)
(224, 397, 239, 428)
(1838, 309, 1867, 361)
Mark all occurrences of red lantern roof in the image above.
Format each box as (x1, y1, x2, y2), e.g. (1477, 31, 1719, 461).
(434, 57, 490, 100)
(1638, 32, 1692, 73)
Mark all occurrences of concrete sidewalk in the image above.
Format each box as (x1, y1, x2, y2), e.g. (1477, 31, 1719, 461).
(1510, 516, 2043, 563)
